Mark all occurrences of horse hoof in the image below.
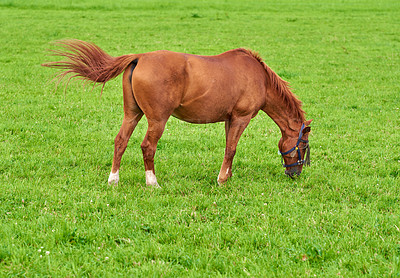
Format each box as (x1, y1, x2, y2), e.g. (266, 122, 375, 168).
(145, 170, 160, 188)
(148, 182, 161, 189)
(217, 176, 227, 185)
(108, 170, 119, 186)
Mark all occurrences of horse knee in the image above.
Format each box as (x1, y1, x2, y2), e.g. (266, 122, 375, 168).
(141, 141, 155, 160)
(140, 139, 148, 150)
(225, 148, 236, 159)
(114, 133, 123, 146)
(140, 140, 150, 154)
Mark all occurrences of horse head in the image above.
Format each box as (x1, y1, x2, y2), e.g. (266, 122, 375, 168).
(279, 120, 312, 178)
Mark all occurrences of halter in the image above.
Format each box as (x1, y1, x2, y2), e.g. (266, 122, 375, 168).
(279, 123, 310, 168)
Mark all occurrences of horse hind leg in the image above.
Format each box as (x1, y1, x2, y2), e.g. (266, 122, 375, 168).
(108, 67, 143, 185)
(108, 112, 143, 185)
(140, 119, 168, 187)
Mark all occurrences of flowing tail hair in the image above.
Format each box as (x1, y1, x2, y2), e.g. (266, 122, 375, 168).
(42, 40, 140, 93)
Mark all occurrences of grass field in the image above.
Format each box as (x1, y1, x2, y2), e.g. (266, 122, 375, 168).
(1, 0, 400, 276)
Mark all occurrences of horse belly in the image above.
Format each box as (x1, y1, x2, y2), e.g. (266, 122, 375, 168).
(172, 99, 232, 124)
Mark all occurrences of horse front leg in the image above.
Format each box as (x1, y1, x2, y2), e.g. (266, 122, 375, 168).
(217, 117, 251, 184)
(140, 119, 167, 187)
(108, 113, 143, 185)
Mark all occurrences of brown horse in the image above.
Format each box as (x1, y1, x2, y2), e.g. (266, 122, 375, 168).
(42, 40, 312, 186)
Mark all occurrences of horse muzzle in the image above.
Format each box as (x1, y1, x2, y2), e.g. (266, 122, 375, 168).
(285, 167, 302, 178)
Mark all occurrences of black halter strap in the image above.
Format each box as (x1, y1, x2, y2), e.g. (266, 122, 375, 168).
(279, 123, 310, 168)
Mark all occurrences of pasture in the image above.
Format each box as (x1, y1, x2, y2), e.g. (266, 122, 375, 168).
(1, 0, 399, 276)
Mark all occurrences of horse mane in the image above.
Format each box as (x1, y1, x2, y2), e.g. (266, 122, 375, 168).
(239, 49, 305, 122)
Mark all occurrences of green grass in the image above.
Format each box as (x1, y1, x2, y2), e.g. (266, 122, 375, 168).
(1, 0, 400, 276)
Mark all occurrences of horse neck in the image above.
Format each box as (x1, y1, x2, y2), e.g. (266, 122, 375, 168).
(262, 87, 305, 138)
(255, 61, 306, 138)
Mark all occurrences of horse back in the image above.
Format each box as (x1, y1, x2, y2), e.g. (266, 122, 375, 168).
(131, 49, 267, 123)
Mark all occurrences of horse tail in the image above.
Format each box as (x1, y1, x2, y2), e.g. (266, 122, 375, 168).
(42, 40, 141, 92)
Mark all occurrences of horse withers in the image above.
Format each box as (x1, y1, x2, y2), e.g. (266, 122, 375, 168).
(42, 40, 312, 186)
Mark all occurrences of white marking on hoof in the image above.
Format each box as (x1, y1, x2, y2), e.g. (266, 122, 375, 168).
(217, 167, 230, 185)
(145, 170, 160, 188)
(108, 170, 119, 186)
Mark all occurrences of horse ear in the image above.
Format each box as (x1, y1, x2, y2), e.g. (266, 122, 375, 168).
(303, 119, 312, 133)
